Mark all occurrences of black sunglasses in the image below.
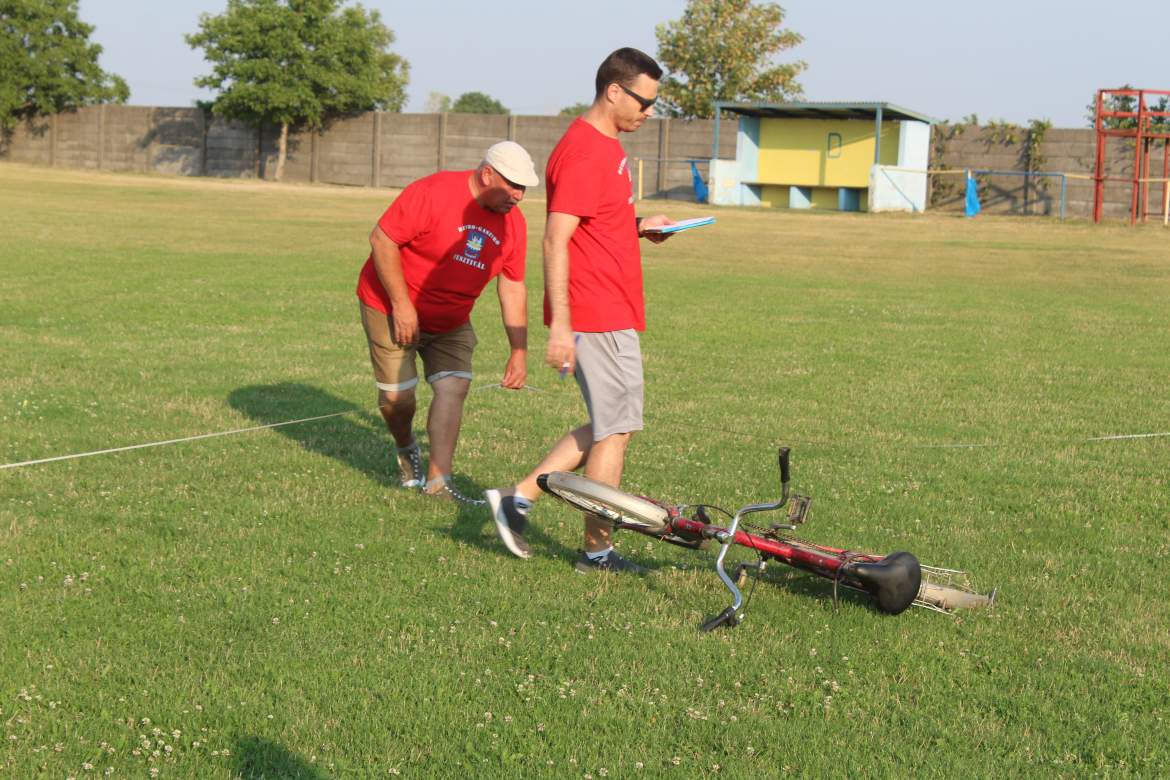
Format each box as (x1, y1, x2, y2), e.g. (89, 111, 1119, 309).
(617, 83, 657, 112)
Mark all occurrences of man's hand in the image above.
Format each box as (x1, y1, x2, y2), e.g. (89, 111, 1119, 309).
(501, 350, 527, 389)
(391, 299, 419, 346)
(639, 214, 675, 244)
(546, 321, 576, 376)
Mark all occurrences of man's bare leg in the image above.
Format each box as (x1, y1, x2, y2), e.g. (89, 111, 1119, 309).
(580, 431, 631, 552)
(512, 424, 594, 502)
(377, 388, 416, 448)
(424, 375, 471, 480)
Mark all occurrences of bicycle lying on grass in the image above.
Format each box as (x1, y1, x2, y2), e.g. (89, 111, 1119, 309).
(538, 447, 995, 631)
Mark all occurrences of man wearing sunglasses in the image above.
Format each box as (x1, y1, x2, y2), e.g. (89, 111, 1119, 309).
(487, 48, 676, 573)
(357, 141, 538, 503)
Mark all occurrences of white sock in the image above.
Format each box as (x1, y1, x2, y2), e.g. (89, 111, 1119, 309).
(586, 547, 613, 562)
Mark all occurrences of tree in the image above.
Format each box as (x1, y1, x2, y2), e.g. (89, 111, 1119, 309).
(451, 91, 508, 115)
(558, 102, 590, 118)
(655, 0, 805, 119)
(0, 0, 129, 132)
(424, 91, 451, 113)
(1085, 87, 1170, 133)
(187, 0, 408, 181)
(1085, 86, 1170, 132)
(1086, 86, 1138, 130)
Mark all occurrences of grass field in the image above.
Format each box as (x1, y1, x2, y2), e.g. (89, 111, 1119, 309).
(2, 163, 1168, 778)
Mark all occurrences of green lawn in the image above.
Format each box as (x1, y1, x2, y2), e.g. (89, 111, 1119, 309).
(2, 164, 1168, 778)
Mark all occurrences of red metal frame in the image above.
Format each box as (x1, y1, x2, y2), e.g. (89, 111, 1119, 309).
(1093, 88, 1170, 224)
(668, 515, 865, 576)
(624, 512, 881, 582)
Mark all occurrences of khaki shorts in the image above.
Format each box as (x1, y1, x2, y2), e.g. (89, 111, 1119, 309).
(574, 329, 644, 441)
(360, 303, 477, 392)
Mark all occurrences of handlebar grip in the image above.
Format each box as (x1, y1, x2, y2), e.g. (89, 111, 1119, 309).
(699, 607, 739, 632)
(778, 447, 791, 485)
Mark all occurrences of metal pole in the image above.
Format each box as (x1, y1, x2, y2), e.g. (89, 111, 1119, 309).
(97, 105, 106, 170)
(1131, 92, 1145, 225)
(1163, 138, 1169, 224)
(1060, 174, 1066, 221)
(49, 113, 57, 167)
(657, 119, 670, 195)
(873, 105, 883, 165)
(712, 103, 721, 160)
(1141, 138, 1151, 222)
(309, 131, 318, 183)
(1163, 175, 1170, 226)
(199, 108, 209, 177)
(1093, 90, 1105, 223)
(146, 107, 156, 175)
(371, 111, 382, 188)
(638, 158, 644, 201)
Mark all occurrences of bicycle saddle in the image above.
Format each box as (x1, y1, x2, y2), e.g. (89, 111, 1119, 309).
(844, 552, 922, 615)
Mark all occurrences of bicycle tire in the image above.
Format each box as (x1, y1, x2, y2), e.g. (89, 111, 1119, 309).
(541, 472, 669, 533)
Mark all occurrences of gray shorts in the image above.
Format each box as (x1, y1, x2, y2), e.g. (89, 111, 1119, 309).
(574, 329, 644, 441)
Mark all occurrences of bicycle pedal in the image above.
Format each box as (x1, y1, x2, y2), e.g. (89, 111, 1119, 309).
(786, 495, 812, 525)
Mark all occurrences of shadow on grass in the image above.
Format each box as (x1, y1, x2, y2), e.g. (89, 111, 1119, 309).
(234, 736, 327, 780)
(227, 382, 585, 562)
(750, 566, 889, 613)
(227, 382, 393, 488)
(442, 493, 577, 564)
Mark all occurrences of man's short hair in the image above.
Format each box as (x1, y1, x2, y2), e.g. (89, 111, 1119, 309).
(594, 48, 663, 100)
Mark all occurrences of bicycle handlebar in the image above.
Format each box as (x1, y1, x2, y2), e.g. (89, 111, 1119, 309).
(709, 446, 794, 631)
(699, 606, 739, 632)
(732, 447, 792, 519)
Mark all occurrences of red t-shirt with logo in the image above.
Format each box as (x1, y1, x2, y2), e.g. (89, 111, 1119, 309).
(356, 170, 526, 333)
(544, 119, 644, 332)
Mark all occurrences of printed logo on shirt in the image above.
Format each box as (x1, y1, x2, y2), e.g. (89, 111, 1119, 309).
(618, 157, 628, 175)
(464, 231, 485, 260)
(453, 225, 496, 270)
(457, 224, 501, 245)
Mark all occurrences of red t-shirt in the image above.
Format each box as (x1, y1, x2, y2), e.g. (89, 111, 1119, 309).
(356, 170, 526, 333)
(544, 119, 644, 332)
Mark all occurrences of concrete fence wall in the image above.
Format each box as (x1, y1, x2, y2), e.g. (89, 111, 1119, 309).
(7, 105, 1159, 220)
(0, 105, 738, 201)
(929, 126, 1166, 220)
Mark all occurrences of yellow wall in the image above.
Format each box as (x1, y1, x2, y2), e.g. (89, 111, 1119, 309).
(809, 187, 839, 210)
(757, 118, 900, 187)
(760, 184, 789, 208)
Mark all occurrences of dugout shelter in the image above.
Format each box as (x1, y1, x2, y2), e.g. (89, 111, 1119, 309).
(709, 102, 935, 212)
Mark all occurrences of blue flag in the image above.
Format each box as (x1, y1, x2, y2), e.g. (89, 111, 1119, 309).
(690, 161, 709, 204)
(964, 172, 981, 217)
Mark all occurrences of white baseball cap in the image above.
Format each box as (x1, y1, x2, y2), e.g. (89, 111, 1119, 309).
(483, 141, 539, 187)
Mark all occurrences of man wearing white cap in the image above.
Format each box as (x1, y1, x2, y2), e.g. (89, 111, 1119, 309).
(356, 141, 539, 503)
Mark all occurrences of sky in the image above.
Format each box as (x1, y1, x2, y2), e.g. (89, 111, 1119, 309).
(79, 0, 1170, 128)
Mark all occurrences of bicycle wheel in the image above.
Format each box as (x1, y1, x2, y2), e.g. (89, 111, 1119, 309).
(541, 472, 669, 533)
